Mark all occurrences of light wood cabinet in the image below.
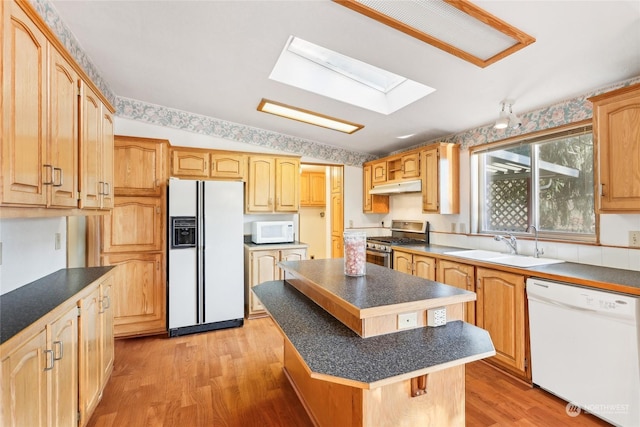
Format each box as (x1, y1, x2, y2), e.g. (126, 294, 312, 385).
(94, 136, 168, 338)
(475, 267, 527, 378)
(300, 171, 326, 207)
(244, 246, 307, 318)
(371, 161, 387, 184)
(1, 305, 78, 427)
(421, 143, 459, 214)
(210, 153, 246, 179)
(102, 252, 165, 337)
(246, 156, 300, 213)
(171, 148, 247, 180)
(362, 164, 389, 213)
(393, 250, 436, 280)
(437, 260, 475, 323)
(78, 274, 114, 426)
(589, 83, 640, 212)
(113, 136, 166, 197)
(171, 149, 209, 178)
(386, 151, 421, 182)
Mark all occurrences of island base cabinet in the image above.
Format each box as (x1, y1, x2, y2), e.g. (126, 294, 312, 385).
(283, 340, 464, 427)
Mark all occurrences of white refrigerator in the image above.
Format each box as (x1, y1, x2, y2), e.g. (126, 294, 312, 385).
(168, 179, 244, 337)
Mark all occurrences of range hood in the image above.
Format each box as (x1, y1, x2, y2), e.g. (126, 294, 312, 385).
(369, 179, 422, 195)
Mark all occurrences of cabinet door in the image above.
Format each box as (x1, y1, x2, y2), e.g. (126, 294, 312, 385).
(80, 84, 102, 209)
(171, 149, 209, 178)
(421, 147, 439, 212)
(49, 48, 79, 208)
(103, 253, 166, 337)
(78, 285, 102, 423)
(413, 254, 436, 280)
(363, 165, 372, 212)
(275, 158, 299, 212)
(476, 268, 526, 375)
(279, 248, 307, 279)
(250, 250, 279, 313)
(100, 110, 114, 209)
(210, 153, 246, 179)
(100, 277, 114, 383)
(393, 251, 413, 275)
(113, 137, 166, 197)
(1, 2, 48, 206)
(102, 197, 163, 253)
(1, 329, 48, 427)
(593, 86, 640, 212)
(50, 306, 79, 427)
(372, 161, 387, 184)
(437, 260, 475, 323)
(331, 235, 343, 258)
(401, 152, 420, 179)
(247, 157, 275, 212)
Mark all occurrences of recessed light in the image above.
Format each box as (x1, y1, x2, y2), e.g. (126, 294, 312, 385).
(257, 99, 364, 134)
(397, 133, 415, 139)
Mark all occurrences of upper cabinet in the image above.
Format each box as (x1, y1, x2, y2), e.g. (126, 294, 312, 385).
(1, 0, 114, 214)
(246, 155, 299, 213)
(114, 136, 166, 197)
(589, 83, 640, 213)
(300, 171, 326, 207)
(362, 164, 389, 214)
(171, 148, 246, 180)
(421, 143, 460, 214)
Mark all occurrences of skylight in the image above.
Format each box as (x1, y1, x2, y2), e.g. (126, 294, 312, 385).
(269, 36, 435, 115)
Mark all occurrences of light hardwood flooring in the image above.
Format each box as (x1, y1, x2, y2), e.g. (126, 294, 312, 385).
(88, 317, 611, 427)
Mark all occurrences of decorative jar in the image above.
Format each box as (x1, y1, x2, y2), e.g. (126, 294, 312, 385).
(343, 231, 367, 276)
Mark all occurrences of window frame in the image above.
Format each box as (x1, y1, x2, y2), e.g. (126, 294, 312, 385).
(470, 120, 597, 243)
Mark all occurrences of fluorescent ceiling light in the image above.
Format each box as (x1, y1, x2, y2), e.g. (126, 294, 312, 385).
(269, 36, 435, 115)
(257, 99, 364, 134)
(334, 0, 535, 68)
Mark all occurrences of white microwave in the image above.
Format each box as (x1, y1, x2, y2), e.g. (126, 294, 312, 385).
(251, 221, 294, 244)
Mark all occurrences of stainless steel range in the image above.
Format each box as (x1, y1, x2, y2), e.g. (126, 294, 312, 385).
(366, 220, 429, 268)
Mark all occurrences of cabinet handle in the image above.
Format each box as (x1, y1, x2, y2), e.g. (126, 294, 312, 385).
(98, 181, 104, 195)
(204, 161, 208, 171)
(44, 349, 55, 371)
(600, 183, 606, 196)
(466, 276, 471, 290)
(104, 182, 111, 196)
(53, 167, 63, 187)
(102, 295, 111, 310)
(43, 164, 54, 185)
(268, 198, 273, 207)
(53, 340, 63, 361)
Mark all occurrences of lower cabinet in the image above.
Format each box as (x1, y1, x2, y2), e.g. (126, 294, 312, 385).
(1, 306, 78, 427)
(436, 260, 475, 324)
(244, 246, 307, 318)
(475, 267, 527, 378)
(78, 274, 114, 426)
(393, 250, 436, 280)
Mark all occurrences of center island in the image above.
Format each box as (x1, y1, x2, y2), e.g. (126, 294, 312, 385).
(252, 258, 495, 427)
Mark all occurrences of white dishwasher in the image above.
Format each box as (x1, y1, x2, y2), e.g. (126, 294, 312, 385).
(527, 278, 639, 427)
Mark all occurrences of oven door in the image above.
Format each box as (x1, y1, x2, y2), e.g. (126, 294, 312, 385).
(366, 249, 391, 268)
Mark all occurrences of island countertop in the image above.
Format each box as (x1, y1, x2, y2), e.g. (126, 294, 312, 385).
(253, 279, 494, 389)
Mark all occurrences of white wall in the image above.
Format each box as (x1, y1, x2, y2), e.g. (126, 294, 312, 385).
(0, 217, 67, 295)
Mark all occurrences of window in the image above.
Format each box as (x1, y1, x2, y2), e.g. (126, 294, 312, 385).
(474, 126, 595, 241)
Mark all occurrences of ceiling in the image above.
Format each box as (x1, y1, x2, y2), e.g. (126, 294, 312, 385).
(51, 1, 640, 157)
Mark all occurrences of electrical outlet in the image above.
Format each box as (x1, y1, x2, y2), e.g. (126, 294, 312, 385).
(398, 312, 418, 329)
(630, 231, 640, 248)
(55, 233, 61, 250)
(427, 307, 447, 327)
(349, 220, 354, 228)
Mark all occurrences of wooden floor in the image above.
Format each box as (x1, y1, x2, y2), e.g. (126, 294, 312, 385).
(88, 317, 611, 427)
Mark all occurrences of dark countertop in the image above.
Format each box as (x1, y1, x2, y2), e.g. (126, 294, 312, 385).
(393, 244, 640, 295)
(279, 258, 474, 311)
(1, 267, 114, 345)
(253, 280, 495, 388)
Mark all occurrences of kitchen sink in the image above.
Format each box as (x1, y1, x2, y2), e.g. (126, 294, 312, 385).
(444, 249, 565, 268)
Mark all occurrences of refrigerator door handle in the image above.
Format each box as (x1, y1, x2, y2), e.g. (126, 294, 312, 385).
(197, 181, 205, 324)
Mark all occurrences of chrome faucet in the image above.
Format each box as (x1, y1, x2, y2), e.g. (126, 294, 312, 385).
(526, 225, 544, 258)
(494, 233, 518, 255)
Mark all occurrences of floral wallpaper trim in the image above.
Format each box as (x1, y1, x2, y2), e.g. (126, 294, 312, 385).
(395, 76, 640, 153)
(28, 0, 117, 106)
(116, 97, 376, 166)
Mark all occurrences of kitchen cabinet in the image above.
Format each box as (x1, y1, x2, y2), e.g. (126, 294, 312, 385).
(300, 171, 326, 207)
(421, 142, 460, 214)
(371, 160, 387, 185)
(1, 305, 78, 427)
(171, 149, 209, 178)
(330, 166, 344, 258)
(114, 136, 166, 197)
(91, 136, 168, 338)
(210, 152, 246, 180)
(393, 250, 436, 280)
(78, 274, 114, 426)
(362, 164, 389, 213)
(589, 82, 640, 212)
(246, 155, 300, 213)
(244, 245, 307, 318)
(437, 260, 475, 323)
(475, 267, 527, 379)
(386, 151, 421, 182)
(171, 148, 247, 180)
